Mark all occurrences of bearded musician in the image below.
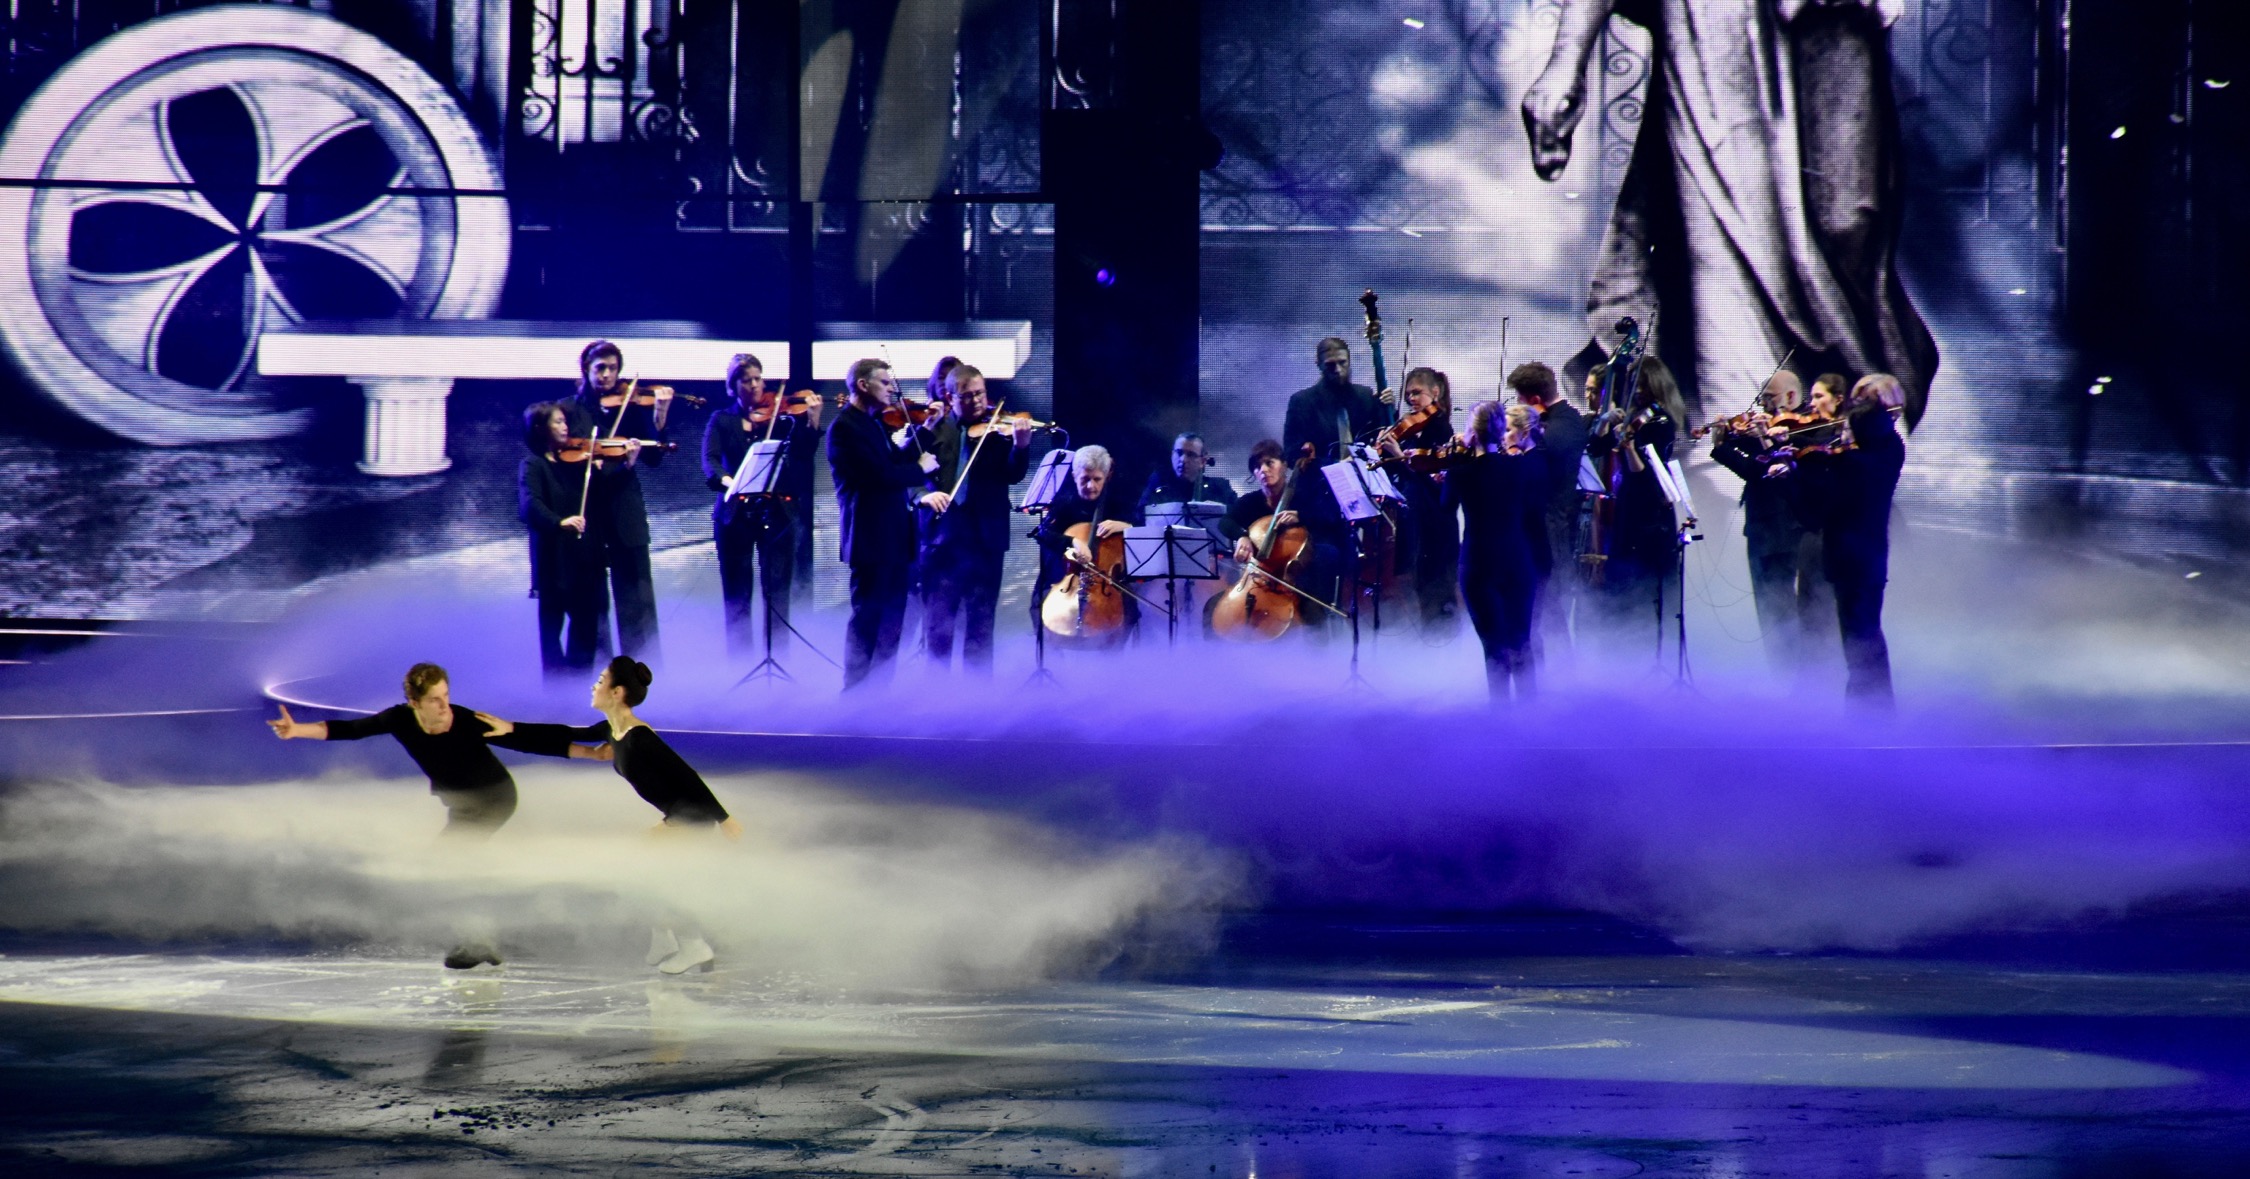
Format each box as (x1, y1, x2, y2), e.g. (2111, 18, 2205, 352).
(702, 352, 821, 659)
(1215, 440, 1347, 629)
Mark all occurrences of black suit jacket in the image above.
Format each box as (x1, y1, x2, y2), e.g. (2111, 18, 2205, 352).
(559, 391, 666, 549)
(1282, 381, 1384, 463)
(826, 404, 932, 568)
(919, 417, 1033, 559)
(518, 453, 591, 596)
(703, 409, 819, 529)
(1139, 471, 1236, 509)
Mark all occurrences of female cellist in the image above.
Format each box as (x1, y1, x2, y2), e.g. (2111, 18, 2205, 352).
(1213, 440, 1346, 638)
(1446, 403, 1548, 700)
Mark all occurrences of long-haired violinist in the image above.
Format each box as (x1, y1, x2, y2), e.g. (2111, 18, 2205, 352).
(1447, 404, 1549, 700)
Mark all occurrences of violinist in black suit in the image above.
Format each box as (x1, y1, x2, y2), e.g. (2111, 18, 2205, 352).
(1139, 432, 1236, 509)
(519, 401, 607, 675)
(1709, 369, 1816, 672)
(918, 364, 1034, 673)
(826, 358, 945, 689)
(1584, 354, 1687, 626)
(1511, 362, 1588, 654)
(1216, 440, 1347, 629)
(1794, 373, 1909, 706)
(557, 340, 673, 663)
(703, 353, 821, 659)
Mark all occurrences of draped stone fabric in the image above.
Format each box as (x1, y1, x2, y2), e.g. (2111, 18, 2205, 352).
(1586, 0, 1936, 427)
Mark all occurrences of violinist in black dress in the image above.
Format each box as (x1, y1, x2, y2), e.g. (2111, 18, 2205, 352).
(827, 358, 946, 688)
(1446, 405, 1550, 700)
(703, 353, 820, 659)
(267, 662, 598, 968)
(918, 364, 1034, 672)
(1376, 367, 1462, 632)
(558, 340, 675, 662)
(1709, 370, 1817, 672)
(1584, 355, 1688, 628)
(564, 657, 743, 974)
(520, 400, 607, 675)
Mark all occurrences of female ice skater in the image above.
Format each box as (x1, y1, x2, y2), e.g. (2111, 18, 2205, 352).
(568, 656, 742, 974)
(267, 662, 600, 967)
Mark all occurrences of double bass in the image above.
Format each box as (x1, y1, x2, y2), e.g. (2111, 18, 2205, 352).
(1039, 505, 1131, 644)
(1210, 452, 1317, 642)
(1577, 316, 1646, 586)
(1352, 289, 1406, 615)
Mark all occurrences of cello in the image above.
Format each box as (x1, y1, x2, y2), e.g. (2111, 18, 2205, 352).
(1039, 502, 1131, 645)
(1210, 451, 1317, 642)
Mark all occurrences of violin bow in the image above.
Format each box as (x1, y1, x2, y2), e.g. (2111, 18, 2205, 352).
(946, 400, 1004, 503)
(575, 376, 636, 532)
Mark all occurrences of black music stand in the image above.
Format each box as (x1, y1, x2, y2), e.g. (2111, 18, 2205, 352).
(1646, 445, 1703, 691)
(1017, 448, 1074, 687)
(1324, 452, 1397, 689)
(726, 440, 842, 687)
(1124, 514, 1219, 646)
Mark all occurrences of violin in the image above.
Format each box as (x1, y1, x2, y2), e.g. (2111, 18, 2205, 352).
(600, 383, 706, 409)
(1210, 451, 1317, 642)
(745, 391, 826, 424)
(965, 410, 1056, 439)
(1376, 399, 1448, 448)
(558, 436, 679, 463)
(1039, 516, 1131, 643)
(876, 399, 942, 431)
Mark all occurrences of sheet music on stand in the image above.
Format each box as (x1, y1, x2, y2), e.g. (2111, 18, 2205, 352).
(1021, 448, 1074, 510)
(1321, 456, 1396, 523)
(1124, 525, 1221, 580)
(726, 438, 787, 503)
(1144, 500, 1229, 539)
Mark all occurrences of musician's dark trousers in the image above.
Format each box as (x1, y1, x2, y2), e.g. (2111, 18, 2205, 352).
(1832, 574, 1893, 706)
(1401, 508, 1461, 630)
(844, 559, 911, 689)
(1462, 570, 1537, 701)
(922, 547, 1004, 673)
(1300, 542, 1346, 631)
(716, 512, 795, 659)
(536, 551, 607, 676)
(604, 541, 661, 662)
(1748, 549, 1803, 669)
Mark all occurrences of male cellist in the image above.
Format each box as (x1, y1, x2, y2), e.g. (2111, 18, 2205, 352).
(1030, 445, 1142, 638)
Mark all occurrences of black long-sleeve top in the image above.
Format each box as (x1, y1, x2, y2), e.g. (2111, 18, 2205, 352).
(1796, 409, 1907, 585)
(1443, 450, 1547, 590)
(1585, 411, 1680, 566)
(1215, 478, 1346, 553)
(1710, 428, 1805, 559)
(559, 391, 668, 549)
(919, 415, 1033, 559)
(1139, 470, 1236, 509)
(702, 409, 822, 528)
(565, 722, 730, 824)
(519, 453, 594, 596)
(826, 403, 934, 568)
(1536, 401, 1590, 521)
(1032, 484, 1143, 590)
(323, 705, 578, 793)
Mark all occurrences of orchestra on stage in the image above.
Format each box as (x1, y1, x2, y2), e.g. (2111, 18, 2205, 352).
(511, 296, 1911, 707)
